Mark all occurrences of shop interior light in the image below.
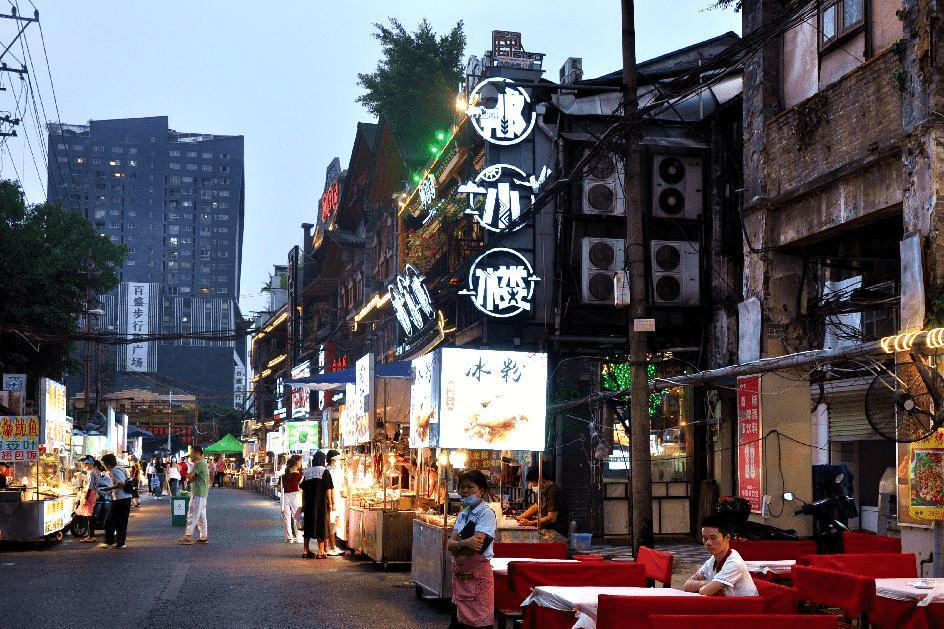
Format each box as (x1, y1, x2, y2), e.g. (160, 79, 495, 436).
(450, 449, 468, 469)
(437, 450, 450, 466)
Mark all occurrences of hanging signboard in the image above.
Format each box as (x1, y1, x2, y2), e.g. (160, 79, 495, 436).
(907, 429, 944, 521)
(354, 354, 374, 445)
(291, 361, 312, 418)
(409, 352, 439, 448)
(457, 164, 551, 232)
(339, 384, 357, 447)
(285, 420, 320, 453)
(465, 77, 536, 145)
(125, 282, 154, 372)
(458, 248, 541, 318)
(0, 415, 40, 463)
(737, 375, 763, 513)
(437, 348, 547, 450)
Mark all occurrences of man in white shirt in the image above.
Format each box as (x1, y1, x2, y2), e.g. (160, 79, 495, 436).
(683, 514, 759, 596)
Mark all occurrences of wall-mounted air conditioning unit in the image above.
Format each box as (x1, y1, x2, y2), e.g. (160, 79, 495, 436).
(650, 240, 700, 306)
(651, 154, 703, 220)
(581, 237, 625, 304)
(582, 151, 624, 216)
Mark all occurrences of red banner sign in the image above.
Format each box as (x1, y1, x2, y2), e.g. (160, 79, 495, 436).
(737, 375, 763, 512)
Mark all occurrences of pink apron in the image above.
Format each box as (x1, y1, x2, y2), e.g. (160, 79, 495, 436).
(452, 553, 494, 626)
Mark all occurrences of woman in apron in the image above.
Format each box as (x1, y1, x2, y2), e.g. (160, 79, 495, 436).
(447, 469, 497, 629)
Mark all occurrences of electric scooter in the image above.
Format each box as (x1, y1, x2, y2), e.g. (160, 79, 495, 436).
(67, 488, 111, 539)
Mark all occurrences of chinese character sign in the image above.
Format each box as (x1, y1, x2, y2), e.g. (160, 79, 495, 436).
(457, 164, 551, 232)
(737, 375, 763, 512)
(458, 248, 541, 319)
(124, 282, 153, 372)
(466, 78, 536, 145)
(40, 378, 71, 450)
(437, 348, 547, 450)
(908, 429, 944, 521)
(409, 352, 439, 448)
(338, 384, 357, 447)
(353, 354, 374, 445)
(0, 416, 40, 462)
(388, 265, 436, 339)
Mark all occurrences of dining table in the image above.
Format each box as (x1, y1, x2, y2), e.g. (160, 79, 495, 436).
(745, 559, 796, 581)
(871, 577, 944, 629)
(491, 557, 581, 618)
(520, 585, 700, 629)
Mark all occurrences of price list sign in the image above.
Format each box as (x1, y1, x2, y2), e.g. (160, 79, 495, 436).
(736, 376, 763, 512)
(0, 415, 41, 462)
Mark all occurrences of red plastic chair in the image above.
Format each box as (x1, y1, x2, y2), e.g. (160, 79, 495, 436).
(842, 529, 902, 554)
(751, 576, 798, 613)
(492, 541, 568, 559)
(729, 538, 818, 560)
(791, 564, 875, 626)
(637, 545, 674, 587)
(594, 594, 766, 628)
(799, 552, 917, 578)
(648, 614, 839, 629)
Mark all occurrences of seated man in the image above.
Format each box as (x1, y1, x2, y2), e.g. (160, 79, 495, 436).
(682, 514, 759, 596)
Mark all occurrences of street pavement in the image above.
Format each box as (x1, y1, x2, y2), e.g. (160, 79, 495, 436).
(0, 486, 452, 629)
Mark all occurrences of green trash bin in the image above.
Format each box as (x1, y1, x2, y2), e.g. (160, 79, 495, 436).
(171, 492, 189, 526)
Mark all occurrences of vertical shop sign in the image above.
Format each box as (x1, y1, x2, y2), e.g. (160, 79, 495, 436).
(737, 375, 762, 512)
(125, 282, 153, 372)
(354, 354, 374, 445)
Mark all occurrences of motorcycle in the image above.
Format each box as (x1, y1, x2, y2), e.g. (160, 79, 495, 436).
(67, 488, 111, 539)
(714, 496, 800, 541)
(784, 491, 853, 553)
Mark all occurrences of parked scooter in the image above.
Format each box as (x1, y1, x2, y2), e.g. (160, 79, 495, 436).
(68, 488, 111, 539)
(784, 491, 853, 553)
(714, 496, 800, 541)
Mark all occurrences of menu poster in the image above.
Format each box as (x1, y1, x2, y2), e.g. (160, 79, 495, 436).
(437, 348, 547, 451)
(409, 352, 439, 448)
(907, 429, 944, 521)
(339, 384, 357, 447)
(0, 416, 40, 462)
(737, 375, 763, 513)
(285, 420, 319, 453)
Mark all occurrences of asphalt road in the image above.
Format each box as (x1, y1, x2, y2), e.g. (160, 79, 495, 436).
(0, 487, 453, 629)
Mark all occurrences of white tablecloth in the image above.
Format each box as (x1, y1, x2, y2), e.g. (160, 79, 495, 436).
(489, 557, 578, 575)
(876, 578, 944, 607)
(521, 585, 699, 629)
(744, 559, 796, 575)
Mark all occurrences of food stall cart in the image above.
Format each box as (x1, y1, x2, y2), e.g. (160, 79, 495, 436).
(0, 379, 76, 542)
(410, 348, 548, 598)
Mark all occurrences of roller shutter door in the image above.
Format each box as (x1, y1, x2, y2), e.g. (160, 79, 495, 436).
(827, 395, 877, 441)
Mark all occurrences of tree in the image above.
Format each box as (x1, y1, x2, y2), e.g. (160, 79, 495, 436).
(0, 180, 126, 383)
(356, 18, 466, 154)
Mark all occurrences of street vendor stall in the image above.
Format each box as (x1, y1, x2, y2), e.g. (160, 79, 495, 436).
(410, 348, 548, 598)
(0, 378, 75, 542)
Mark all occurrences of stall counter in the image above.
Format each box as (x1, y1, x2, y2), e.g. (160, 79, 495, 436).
(348, 505, 414, 568)
(411, 514, 455, 599)
(0, 493, 72, 541)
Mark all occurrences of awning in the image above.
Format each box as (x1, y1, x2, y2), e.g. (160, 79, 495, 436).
(284, 361, 413, 390)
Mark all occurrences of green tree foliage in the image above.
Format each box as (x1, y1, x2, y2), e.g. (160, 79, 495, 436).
(0, 180, 126, 381)
(356, 18, 465, 155)
(711, 0, 742, 11)
(198, 403, 246, 440)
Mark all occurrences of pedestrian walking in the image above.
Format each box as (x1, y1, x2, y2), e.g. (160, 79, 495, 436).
(279, 454, 303, 543)
(154, 456, 166, 498)
(178, 457, 189, 491)
(214, 457, 226, 487)
(99, 453, 132, 549)
(128, 455, 141, 507)
(75, 456, 101, 543)
(300, 451, 333, 559)
(145, 458, 156, 496)
(325, 449, 343, 555)
(166, 459, 181, 496)
(177, 446, 209, 544)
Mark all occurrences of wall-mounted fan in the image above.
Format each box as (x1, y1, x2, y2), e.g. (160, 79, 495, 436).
(865, 361, 944, 442)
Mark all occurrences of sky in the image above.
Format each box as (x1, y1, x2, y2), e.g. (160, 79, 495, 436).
(0, 1, 741, 317)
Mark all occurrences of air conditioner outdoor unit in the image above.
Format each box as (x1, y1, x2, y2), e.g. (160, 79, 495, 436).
(651, 154, 703, 220)
(581, 237, 625, 304)
(582, 151, 624, 215)
(650, 240, 700, 306)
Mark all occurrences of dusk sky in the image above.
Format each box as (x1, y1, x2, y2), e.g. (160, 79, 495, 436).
(0, 1, 741, 316)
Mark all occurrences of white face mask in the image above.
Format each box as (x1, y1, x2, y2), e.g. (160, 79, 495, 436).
(460, 494, 480, 507)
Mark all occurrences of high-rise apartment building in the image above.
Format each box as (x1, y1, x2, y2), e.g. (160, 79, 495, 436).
(46, 116, 248, 413)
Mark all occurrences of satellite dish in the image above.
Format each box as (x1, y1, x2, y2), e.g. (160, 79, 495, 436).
(865, 361, 944, 442)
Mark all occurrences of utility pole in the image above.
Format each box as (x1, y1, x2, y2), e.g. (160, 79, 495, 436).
(82, 251, 95, 424)
(622, 0, 654, 553)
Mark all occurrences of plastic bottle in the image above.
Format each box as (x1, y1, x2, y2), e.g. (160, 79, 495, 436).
(569, 520, 577, 544)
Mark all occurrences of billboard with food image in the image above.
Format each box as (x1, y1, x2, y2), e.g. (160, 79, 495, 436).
(908, 429, 944, 521)
(437, 348, 547, 451)
(409, 351, 439, 448)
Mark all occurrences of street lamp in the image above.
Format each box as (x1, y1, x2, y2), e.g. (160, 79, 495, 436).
(83, 308, 105, 423)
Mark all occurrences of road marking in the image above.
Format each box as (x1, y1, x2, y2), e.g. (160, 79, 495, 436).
(161, 563, 190, 600)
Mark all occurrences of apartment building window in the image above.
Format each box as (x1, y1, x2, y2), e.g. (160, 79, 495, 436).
(72, 144, 84, 151)
(75, 157, 85, 164)
(94, 145, 104, 153)
(202, 152, 212, 159)
(186, 163, 198, 171)
(57, 156, 68, 163)
(820, 0, 863, 46)
(169, 162, 180, 170)
(187, 151, 197, 158)
(182, 176, 193, 183)
(112, 147, 124, 154)
(128, 147, 137, 155)
(170, 150, 181, 157)
(202, 164, 213, 172)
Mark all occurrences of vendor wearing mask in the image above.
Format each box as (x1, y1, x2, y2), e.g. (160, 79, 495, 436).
(517, 467, 568, 543)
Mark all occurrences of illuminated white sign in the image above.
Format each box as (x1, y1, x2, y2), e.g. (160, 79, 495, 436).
(457, 163, 550, 232)
(125, 282, 153, 372)
(418, 174, 437, 208)
(389, 264, 435, 338)
(437, 348, 547, 450)
(285, 420, 319, 451)
(409, 351, 439, 448)
(459, 248, 540, 318)
(466, 77, 536, 145)
(291, 361, 311, 418)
